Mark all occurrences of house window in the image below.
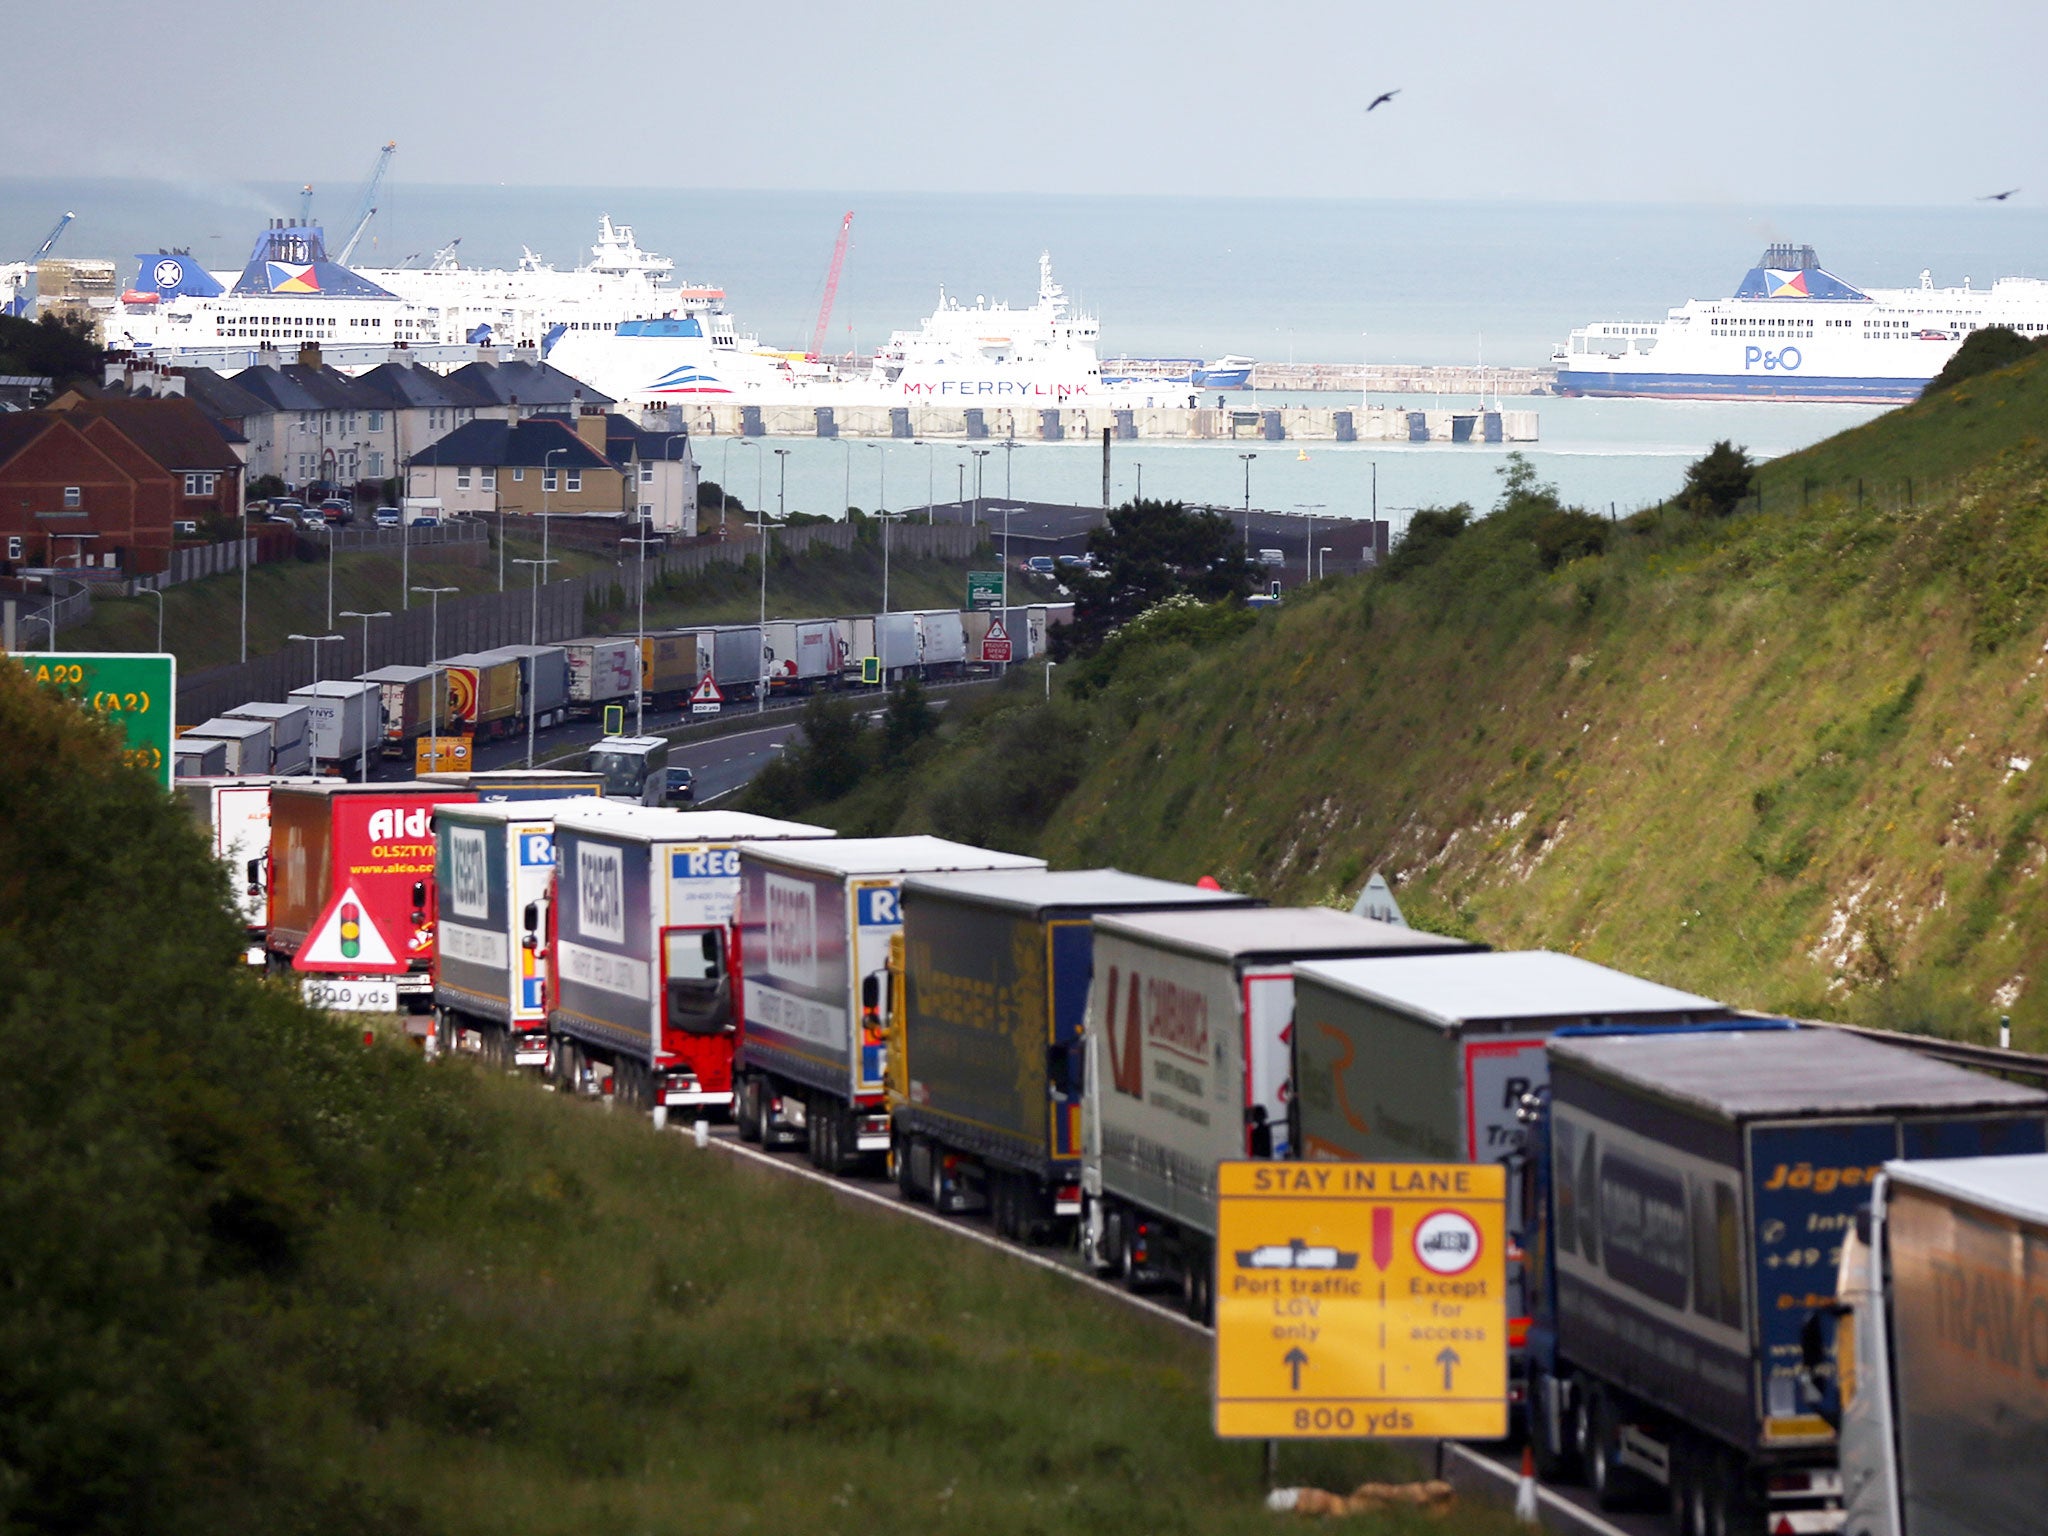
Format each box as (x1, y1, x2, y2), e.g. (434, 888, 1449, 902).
(512, 467, 524, 482)
(367, 451, 384, 478)
(565, 470, 582, 493)
(543, 469, 558, 492)
(182, 472, 218, 496)
(481, 468, 496, 492)
(6, 536, 20, 560)
(368, 411, 384, 431)
(640, 461, 654, 485)
(639, 503, 654, 519)
(456, 468, 472, 490)
(63, 486, 81, 508)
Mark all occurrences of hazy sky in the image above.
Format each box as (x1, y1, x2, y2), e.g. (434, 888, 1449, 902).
(12, 0, 2045, 204)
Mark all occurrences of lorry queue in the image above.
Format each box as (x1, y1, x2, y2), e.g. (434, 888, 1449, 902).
(173, 782, 2046, 1536)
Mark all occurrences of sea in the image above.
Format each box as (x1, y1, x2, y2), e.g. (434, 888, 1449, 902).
(6, 180, 2044, 526)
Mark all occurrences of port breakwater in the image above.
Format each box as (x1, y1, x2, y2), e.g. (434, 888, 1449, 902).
(658, 402, 1538, 445)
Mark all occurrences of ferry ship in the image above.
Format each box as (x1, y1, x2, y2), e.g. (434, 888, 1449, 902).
(549, 251, 1198, 407)
(1553, 244, 2048, 403)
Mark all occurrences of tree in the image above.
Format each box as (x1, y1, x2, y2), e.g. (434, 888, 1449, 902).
(1924, 325, 2041, 396)
(1063, 499, 1255, 656)
(0, 311, 102, 388)
(881, 676, 938, 765)
(1681, 440, 1757, 517)
(1382, 505, 1471, 580)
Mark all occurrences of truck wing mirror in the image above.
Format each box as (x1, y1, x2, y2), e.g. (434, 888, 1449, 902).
(701, 930, 720, 963)
(412, 880, 427, 908)
(246, 857, 264, 893)
(524, 902, 540, 933)
(861, 974, 880, 1010)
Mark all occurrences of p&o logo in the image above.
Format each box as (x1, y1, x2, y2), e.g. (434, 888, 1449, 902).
(1743, 345, 1802, 373)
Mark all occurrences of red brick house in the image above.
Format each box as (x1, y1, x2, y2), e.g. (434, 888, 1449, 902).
(0, 398, 242, 576)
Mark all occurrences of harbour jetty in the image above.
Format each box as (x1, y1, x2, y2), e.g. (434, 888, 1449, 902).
(654, 401, 1539, 444)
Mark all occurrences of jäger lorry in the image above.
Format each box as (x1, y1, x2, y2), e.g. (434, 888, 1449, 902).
(1078, 907, 1482, 1321)
(1522, 1027, 2048, 1535)
(265, 780, 483, 1014)
(1821, 1152, 2048, 1536)
(546, 804, 832, 1117)
(441, 651, 523, 740)
(889, 868, 1256, 1242)
(1292, 951, 1735, 1411)
(431, 799, 588, 1070)
(732, 837, 1046, 1171)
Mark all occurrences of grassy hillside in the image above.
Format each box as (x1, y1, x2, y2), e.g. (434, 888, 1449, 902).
(9, 664, 1514, 1536)
(841, 352, 2048, 1045)
(590, 537, 990, 632)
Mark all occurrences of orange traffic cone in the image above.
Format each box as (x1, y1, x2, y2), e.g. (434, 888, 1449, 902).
(1514, 1444, 1539, 1527)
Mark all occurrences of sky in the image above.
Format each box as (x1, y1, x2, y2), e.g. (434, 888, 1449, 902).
(10, 0, 2046, 205)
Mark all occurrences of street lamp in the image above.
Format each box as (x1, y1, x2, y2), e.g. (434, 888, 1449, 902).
(1296, 502, 1325, 584)
(1239, 451, 1257, 552)
(619, 535, 649, 734)
(140, 585, 164, 652)
(1002, 437, 1015, 503)
(744, 510, 780, 715)
(20, 611, 54, 653)
(288, 631, 342, 687)
(970, 447, 990, 537)
(338, 610, 389, 782)
(774, 446, 791, 522)
(411, 584, 458, 745)
(324, 521, 336, 627)
(866, 442, 892, 610)
(511, 557, 557, 767)
(1135, 461, 1143, 503)
(239, 510, 249, 661)
(841, 438, 853, 516)
(541, 446, 567, 574)
(913, 438, 936, 523)
(1318, 546, 1333, 582)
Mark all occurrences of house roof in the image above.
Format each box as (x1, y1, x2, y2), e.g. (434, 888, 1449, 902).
(442, 359, 613, 410)
(0, 412, 58, 471)
(176, 367, 276, 424)
(229, 362, 382, 413)
(410, 415, 612, 470)
(604, 413, 693, 461)
(54, 397, 242, 472)
(353, 360, 471, 410)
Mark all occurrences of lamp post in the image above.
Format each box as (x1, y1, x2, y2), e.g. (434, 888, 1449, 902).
(1318, 546, 1333, 582)
(744, 510, 780, 714)
(239, 509, 249, 661)
(411, 584, 457, 746)
(541, 446, 566, 575)
(913, 438, 936, 523)
(1002, 437, 1014, 504)
(1135, 461, 1143, 503)
(288, 631, 341, 687)
(1297, 502, 1325, 586)
(841, 438, 853, 516)
(141, 585, 164, 652)
(21, 611, 54, 653)
(1238, 451, 1257, 553)
(867, 442, 891, 609)
(620, 536, 648, 734)
(511, 556, 557, 767)
(970, 447, 989, 537)
(774, 447, 790, 522)
(338, 609, 389, 782)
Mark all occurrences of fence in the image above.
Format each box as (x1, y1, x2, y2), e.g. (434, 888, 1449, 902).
(175, 518, 993, 724)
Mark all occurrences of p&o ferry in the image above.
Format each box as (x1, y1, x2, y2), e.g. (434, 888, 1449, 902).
(1553, 244, 2048, 403)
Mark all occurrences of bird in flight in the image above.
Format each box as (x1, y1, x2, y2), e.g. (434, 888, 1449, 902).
(1366, 89, 1400, 112)
(1979, 187, 2021, 201)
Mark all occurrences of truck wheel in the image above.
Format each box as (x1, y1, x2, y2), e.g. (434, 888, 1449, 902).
(821, 1106, 845, 1176)
(1182, 1241, 1213, 1323)
(736, 1077, 761, 1143)
(1529, 1366, 1580, 1483)
(754, 1083, 778, 1147)
(1703, 1449, 1761, 1536)
(894, 1136, 918, 1199)
(989, 1173, 1013, 1239)
(1666, 1438, 1701, 1536)
(1587, 1387, 1653, 1512)
(1100, 1208, 1125, 1278)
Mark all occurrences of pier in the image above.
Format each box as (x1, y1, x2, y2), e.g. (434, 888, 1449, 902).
(652, 402, 1539, 445)
(1248, 363, 1556, 395)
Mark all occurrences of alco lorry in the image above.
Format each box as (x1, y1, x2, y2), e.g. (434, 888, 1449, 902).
(732, 837, 1045, 1171)
(1077, 907, 1481, 1320)
(546, 804, 832, 1116)
(265, 780, 482, 1013)
(888, 868, 1254, 1242)
(1523, 1027, 2048, 1535)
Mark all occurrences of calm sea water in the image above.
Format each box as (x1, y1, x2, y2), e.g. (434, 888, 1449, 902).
(5, 179, 2038, 519)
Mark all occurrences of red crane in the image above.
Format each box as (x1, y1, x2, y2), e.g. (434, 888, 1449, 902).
(807, 211, 855, 361)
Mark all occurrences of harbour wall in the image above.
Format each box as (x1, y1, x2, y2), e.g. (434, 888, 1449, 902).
(656, 403, 1538, 445)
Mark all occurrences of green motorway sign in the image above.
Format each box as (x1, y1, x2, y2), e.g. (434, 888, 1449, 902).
(967, 570, 1004, 611)
(11, 651, 177, 790)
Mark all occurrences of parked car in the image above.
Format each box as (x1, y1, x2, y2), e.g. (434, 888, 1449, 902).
(1024, 555, 1056, 576)
(373, 507, 401, 528)
(319, 499, 352, 525)
(663, 766, 695, 805)
(1055, 553, 1091, 569)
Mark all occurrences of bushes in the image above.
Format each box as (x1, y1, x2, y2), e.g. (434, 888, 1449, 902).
(1924, 325, 2040, 396)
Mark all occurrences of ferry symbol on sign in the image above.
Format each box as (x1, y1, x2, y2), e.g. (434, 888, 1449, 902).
(981, 620, 1013, 664)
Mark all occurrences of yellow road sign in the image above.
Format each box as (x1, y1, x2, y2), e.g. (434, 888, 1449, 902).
(1213, 1160, 1507, 1439)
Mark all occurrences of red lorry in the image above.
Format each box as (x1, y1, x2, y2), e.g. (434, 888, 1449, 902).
(266, 781, 480, 1015)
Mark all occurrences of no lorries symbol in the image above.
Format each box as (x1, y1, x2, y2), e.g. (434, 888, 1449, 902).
(981, 619, 1013, 663)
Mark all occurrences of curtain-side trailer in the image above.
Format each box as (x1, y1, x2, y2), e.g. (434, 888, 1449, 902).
(547, 804, 833, 1116)
(889, 868, 1256, 1242)
(1079, 907, 1482, 1321)
(733, 837, 1045, 1171)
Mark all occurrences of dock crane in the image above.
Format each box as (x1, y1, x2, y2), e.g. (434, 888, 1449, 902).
(3, 211, 74, 317)
(806, 211, 855, 361)
(335, 141, 398, 265)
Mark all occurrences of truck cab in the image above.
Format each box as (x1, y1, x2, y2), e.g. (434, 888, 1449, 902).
(585, 735, 670, 805)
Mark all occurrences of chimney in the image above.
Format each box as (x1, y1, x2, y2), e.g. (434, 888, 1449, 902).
(298, 342, 322, 370)
(507, 392, 520, 423)
(388, 347, 414, 368)
(574, 410, 607, 455)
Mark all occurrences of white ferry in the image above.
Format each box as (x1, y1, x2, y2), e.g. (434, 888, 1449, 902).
(1553, 244, 2048, 403)
(551, 251, 1192, 407)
